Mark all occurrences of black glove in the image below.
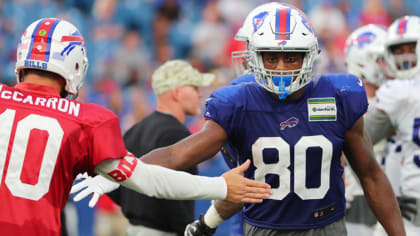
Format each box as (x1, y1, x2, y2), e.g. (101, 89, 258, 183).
(184, 214, 216, 236)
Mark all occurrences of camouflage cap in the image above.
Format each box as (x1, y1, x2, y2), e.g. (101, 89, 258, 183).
(152, 60, 216, 95)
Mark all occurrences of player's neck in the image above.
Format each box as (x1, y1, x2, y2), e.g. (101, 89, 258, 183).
(23, 74, 65, 95)
(364, 82, 377, 98)
(156, 102, 186, 123)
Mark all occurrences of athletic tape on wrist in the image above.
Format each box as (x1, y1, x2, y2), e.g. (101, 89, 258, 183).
(204, 204, 224, 228)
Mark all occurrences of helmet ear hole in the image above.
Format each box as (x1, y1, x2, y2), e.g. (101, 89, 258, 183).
(75, 63, 79, 72)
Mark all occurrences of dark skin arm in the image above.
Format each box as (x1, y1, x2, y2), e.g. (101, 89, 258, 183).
(214, 200, 242, 219)
(344, 117, 405, 236)
(142, 119, 246, 217)
(141, 120, 228, 170)
(140, 120, 272, 203)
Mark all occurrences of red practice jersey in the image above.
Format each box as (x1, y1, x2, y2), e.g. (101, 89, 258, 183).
(0, 82, 127, 235)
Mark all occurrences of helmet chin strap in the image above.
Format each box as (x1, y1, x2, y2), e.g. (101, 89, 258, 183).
(272, 75, 292, 99)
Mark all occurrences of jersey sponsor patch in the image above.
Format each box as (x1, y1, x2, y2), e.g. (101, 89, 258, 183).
(307, 97, 337, 121)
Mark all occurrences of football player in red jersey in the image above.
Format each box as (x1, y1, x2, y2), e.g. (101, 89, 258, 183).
(0, 18, 271, 236)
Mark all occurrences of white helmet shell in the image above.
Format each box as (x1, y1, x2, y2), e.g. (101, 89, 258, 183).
(247, 4, 319, 99)
(234, 2, 285, 42)
(16, 18, 88, 97)
(232, 2, 286, 77)
(345, 24, 388, 87)
(384, 16, 420, 80)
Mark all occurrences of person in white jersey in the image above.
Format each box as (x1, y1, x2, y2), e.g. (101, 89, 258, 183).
(364, 15, 420, 236)
(344, 24, 391, 236)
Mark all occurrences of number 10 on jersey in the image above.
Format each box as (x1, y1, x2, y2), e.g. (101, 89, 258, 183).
(0, 109, 63, 201)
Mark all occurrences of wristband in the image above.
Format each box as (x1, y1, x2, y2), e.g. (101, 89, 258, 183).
(203, 204, 224, 228)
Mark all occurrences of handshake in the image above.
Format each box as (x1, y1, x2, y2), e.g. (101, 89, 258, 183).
(71, 174, 225, 236)
(70, 160, 269, 236)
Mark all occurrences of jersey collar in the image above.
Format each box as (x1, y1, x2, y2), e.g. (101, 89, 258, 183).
(15, 82, 61, 97)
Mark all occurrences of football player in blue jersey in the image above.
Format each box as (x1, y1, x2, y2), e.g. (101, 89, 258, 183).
(158, 4, 402, 236)
(75, 3, 405, 236)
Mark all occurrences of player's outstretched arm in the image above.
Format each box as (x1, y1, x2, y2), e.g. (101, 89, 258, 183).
(91, 155, 271, 203)
(344, 117, 405, 236)
(140, 120, 228, 170)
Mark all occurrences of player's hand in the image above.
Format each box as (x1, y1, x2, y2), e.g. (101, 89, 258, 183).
(70, 174, 119, 208)
(222, 160, 271, 203)
(184, 215, 216, 236)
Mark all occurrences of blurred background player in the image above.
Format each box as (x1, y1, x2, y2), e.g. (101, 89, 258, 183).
(365, 15, 420, 236)
(0, 17, 271, 236)
(107, 60, 215, 236)
(343, 23, 391, 236)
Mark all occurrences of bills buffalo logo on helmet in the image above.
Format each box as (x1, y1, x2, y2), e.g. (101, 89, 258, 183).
(252, 11, 269, 32)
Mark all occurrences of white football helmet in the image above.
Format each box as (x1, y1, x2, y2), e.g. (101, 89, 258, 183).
(247, 4, 319, 99)
(16, 18, 88, 98)
(232, 2, 286, 77)
(344, 24, 388, 87)
(384, 16, 420, 80)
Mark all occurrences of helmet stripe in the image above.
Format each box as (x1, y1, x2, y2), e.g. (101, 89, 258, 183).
(26, 19, 46, 60)
(275, 9, 280, 40)
(285, 8, 291, 40)
(27, 18, 61, 62)
(275, 8, 291, 40)
(397, 17, 407, 36)
(45, 19, 60, 62)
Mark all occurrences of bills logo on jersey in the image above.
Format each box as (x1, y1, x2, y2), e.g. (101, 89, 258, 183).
(280, 117, 299, 130)
(253, 11, 269, 32)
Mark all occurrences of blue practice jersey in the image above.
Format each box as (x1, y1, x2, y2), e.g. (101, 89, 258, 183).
(229, 74, 255, 85)
(204, 74, 368, 230)
(221, 74, 257, 169)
